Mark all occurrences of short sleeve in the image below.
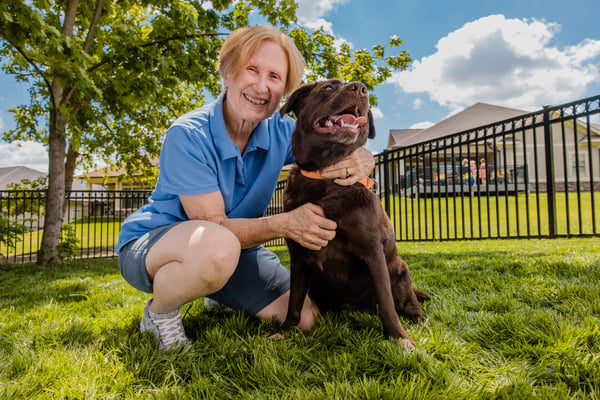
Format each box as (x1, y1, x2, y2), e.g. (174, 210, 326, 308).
(156, 125, 220, 196)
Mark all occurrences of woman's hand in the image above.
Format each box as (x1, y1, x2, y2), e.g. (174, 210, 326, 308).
(320, 146, 375, 186)
(284, 203, 337, 250)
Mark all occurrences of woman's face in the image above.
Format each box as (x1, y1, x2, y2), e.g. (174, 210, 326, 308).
(223, 40, 288, 126)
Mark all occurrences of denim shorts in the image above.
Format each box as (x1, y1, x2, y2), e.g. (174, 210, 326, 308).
(118, 223, 178, 294)
(117, 223, 290, 316)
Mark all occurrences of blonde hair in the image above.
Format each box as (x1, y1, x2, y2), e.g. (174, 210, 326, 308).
(219, 26, 306, 96)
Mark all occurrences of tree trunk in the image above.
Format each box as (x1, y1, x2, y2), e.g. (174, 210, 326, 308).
(63, 144, 79, 214)
(37, 107, 68, 265)
(38, 1, 79, 265)
(64, 145, 79, 192)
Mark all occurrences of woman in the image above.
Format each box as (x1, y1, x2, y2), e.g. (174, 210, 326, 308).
(115, 26, 375, 351)
(469, 160, 477, 185)
(479, 158, 487, 185)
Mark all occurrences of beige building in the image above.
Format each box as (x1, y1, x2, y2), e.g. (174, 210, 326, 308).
(387, 102, 600, 192)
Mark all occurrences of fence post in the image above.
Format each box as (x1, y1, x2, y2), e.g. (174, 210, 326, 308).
(543, 106, 557, 237)
(382, 150, 391, 217)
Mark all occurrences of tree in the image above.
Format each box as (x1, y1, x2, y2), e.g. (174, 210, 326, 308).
(0, 0, 411, 265)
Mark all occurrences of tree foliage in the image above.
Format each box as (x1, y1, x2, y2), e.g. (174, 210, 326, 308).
(0, 0, 411, 264)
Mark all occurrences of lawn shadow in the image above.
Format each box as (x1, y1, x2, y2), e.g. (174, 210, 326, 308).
(0, 258, 123, 310)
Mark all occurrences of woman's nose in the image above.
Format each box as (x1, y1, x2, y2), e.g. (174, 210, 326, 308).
(254, 74, 269, 93)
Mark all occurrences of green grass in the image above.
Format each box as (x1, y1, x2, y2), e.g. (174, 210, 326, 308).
(1, 238, 599, 399)
(2, 218, 122, 258)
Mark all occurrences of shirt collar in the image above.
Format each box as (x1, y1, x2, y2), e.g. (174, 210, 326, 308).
(210, 93, 271, 160)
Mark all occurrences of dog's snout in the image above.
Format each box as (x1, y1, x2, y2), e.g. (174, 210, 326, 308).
(347, 82, 367, 97)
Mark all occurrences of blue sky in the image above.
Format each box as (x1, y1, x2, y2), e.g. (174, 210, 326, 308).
(1, 0, 600, 172)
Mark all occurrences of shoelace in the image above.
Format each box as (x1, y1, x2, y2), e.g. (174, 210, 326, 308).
(153, 314, 190, 348)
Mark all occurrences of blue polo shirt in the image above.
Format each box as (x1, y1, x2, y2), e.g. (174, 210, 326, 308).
(115, 94, 295, 253)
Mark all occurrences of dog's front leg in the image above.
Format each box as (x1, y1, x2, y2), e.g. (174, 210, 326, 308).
(280, 247, 313, 333)
(366, 249, 416, 350)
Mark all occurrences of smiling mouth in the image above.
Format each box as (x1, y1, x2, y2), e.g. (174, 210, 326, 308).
(244, 93, 268, 106)
(313, 106, 368, 134)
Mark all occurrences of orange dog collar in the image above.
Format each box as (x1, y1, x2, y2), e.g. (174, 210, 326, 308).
(300, 169, 375, 189)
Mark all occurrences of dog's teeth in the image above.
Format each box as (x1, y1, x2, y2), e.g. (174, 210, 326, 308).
(325, 120, 333, 127)
(340, 121, 358, 129)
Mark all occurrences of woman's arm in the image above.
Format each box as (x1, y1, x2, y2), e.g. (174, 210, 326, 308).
(180, 191, 337, 251)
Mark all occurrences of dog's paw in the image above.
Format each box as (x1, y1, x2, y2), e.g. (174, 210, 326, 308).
(268, 332, 285, 341)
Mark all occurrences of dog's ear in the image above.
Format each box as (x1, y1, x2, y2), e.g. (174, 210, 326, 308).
(367, 109, 376, 139)
(280, 83, 316, 118)
(413, 288, 431, 303)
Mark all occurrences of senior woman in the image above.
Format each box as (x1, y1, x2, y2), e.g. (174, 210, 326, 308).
(115, 26, 375, 351)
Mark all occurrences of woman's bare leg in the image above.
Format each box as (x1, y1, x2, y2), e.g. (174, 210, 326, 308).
(256, 291, 320, 331)
(145, 220, 241, 314)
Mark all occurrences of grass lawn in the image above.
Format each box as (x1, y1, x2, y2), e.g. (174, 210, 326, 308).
(1, 238, 599, 399)
(2, 218, 122, 259)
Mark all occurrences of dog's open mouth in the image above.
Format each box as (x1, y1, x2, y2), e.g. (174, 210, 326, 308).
(313, 108, 368, 135)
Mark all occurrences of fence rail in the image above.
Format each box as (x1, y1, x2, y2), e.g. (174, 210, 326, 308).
(1, 190, 151, 264)
(2, 95, 599, 263)
(375, 94, 600, 241)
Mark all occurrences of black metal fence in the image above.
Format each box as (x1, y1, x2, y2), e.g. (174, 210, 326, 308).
(0, 190, 151, 263)
(375, 94, 600, 240)
(1, 95, 599, 263)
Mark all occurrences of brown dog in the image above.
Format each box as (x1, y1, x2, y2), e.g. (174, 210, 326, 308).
(278, 79, 429, 349)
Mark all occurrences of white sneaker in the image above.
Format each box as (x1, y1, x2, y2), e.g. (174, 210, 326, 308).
(204, 297, 231, 311)
(140, 299, 192, 352)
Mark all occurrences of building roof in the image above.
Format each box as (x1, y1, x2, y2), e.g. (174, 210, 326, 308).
(82, 165, 128, 179)
(389, 103, 528, 148)
(0, 166, 47, 190)
(388, 129, 424, 149)
(77, 156, 160, 180)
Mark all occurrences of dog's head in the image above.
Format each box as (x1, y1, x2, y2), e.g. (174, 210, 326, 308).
(281, 79, 375, 170)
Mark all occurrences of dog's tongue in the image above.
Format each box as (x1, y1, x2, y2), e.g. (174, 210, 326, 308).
(314, 113, 368, 134)
(331, 114, 368, 127)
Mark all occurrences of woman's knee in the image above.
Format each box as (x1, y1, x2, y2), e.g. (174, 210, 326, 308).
(184, 222, 240, 290)
(147, 221, 241, 290)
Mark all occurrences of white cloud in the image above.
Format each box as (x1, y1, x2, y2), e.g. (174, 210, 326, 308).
(294, 0, 352, 79)
(295, 0, 352, 52)
(413, 98, 423, 109)
(0, 141, 48, 172)
(370, 107, 383, 119)
(391, 15, 600, 110)
(295, 0, 350, 24)
(303, 18, 334, 34)
(409, 121, 435, 130)
(294, 2, 349, 52)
